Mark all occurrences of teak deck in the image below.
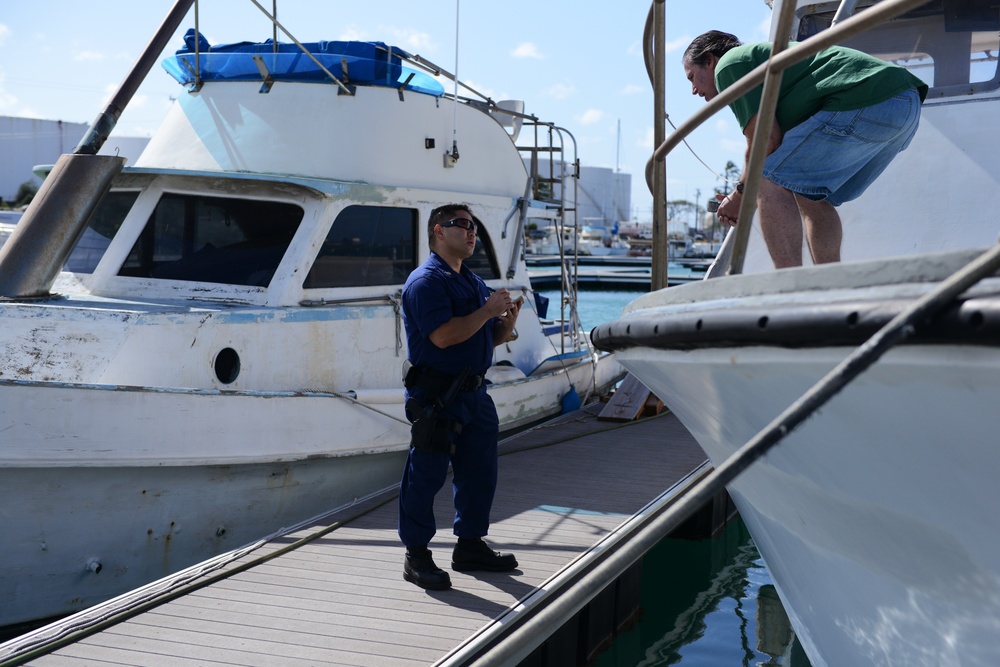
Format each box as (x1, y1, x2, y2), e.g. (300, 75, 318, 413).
(9, 403, 709, 666)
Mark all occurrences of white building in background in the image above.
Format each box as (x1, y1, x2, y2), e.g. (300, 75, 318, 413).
(525, 158, 631, 230)
(0, 116, 150, 203)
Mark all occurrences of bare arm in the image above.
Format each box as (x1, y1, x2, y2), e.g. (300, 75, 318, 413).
(716, 114, 784, 225)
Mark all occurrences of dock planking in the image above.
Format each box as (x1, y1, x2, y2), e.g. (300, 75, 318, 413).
(9, 403, 709, 667)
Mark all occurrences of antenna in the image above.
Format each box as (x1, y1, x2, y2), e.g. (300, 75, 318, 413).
(444, 0, 461, 167)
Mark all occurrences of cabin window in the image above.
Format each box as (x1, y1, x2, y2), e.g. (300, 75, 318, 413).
(796, 0, 999, 97)
(118, 194, 302, 286)
(64, 191, 140, 273)
(465, 228, 501, 281)
(304, 205, 417, 288)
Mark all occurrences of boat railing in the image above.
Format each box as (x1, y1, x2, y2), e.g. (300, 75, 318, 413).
(515, 121, 587, 355)
(644, 0, 933, 277)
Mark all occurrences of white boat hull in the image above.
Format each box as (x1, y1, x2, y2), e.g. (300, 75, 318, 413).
(591, 250, 1000, 666)
(614, 343, 1000, 666)
(1, 352, 619, 627)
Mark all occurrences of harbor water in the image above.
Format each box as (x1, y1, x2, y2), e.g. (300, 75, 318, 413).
(551, 288, 813, 667)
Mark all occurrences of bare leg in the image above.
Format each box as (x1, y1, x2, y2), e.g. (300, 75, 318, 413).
(757, 179, 804, 268)
(795, 195, 842, 264)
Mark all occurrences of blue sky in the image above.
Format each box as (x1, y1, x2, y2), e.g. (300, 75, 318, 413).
(0, 1, 773, 222)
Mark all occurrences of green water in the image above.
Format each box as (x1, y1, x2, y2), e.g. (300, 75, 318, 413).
(593, 518, 812, 667)
(551, 289, 814, 667)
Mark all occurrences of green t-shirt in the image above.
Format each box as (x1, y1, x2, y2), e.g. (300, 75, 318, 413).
(715, 43, 928, 131)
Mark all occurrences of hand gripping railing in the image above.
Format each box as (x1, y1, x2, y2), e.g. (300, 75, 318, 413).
(646, 0, 933, 275)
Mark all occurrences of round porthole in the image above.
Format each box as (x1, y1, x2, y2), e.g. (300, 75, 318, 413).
(214, 348, 241, 384)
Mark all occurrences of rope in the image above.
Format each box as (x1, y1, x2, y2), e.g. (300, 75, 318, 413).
(330, 390, 410, 426)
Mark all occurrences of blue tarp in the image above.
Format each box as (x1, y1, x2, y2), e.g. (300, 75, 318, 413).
(162, 29, 444, 96)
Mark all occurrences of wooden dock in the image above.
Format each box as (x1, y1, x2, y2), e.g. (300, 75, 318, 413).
(3, 401, 719, 667)
(525, 254, 712, 291)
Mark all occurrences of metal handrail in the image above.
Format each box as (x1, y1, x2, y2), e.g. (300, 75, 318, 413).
(244, 0, 353, 95)
(727, 0, 798, 275)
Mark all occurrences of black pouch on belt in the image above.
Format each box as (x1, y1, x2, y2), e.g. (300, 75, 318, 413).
(407, 401, 463, 454)
(404, 366, 470, 455)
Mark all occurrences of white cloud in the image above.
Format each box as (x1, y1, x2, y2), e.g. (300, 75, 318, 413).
(547, 82, 575, 100)
(386, 28, 435, 53)
(664, 35, 692, 54)
(640, 127, 654, 151)
(620, 84, 645, 95)
(74, 50, 105, 62)
(462, 79, 500, 100)
(756, 17, 773, 41)
(578, 109, 605, 126)
(511, 42, 542, 59)
(0, 91, 16, 113)
(0, 24, 11, 47)
(0, 70, 14, 113)
(335, 25, 435, 54)
(721, 138, 744, 154)
(628, 34, 689, 59)
(337, 26, 370, 41)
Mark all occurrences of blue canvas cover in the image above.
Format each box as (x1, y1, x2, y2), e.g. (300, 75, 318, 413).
(162, 30, 444, 96)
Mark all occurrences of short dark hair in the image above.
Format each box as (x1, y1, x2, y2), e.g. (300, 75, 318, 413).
(683, 30, 742, 66)
(427, 203, 474, 247)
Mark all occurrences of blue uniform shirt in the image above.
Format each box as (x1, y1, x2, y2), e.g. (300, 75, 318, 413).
(402, 251, 495, 376)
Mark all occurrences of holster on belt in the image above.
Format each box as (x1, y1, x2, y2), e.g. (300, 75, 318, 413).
(403, 365, 471, 455)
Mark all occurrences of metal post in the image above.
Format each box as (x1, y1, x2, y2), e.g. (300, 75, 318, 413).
(0, 0, 196, 298)
(726, 0, 798, 275)
(650, 0, 667, 291)
(75, 0, 196, 155)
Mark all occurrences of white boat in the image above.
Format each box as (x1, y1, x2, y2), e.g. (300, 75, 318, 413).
(0, 4, 620, 628)
(593, 1, 1000, 665)
(0, 210, 20, 248)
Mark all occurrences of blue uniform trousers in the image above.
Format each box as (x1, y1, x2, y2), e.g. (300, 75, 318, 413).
(397, 386, 499, 548)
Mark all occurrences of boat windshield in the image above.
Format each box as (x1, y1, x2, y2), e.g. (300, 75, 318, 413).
(304, 205, 417, 288)
(302, 204, 501, 289)
(64, 191, 140, 273)
(117, 193, 303, 287)
(797, 0, 1000, 98)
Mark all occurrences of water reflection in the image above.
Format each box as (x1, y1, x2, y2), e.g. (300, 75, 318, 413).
(594, 518, 813, 666)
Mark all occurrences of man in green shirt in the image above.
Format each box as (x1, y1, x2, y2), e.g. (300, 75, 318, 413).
(683, 30, 927, 267)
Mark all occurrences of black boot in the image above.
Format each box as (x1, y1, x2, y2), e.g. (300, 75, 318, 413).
(452, 538, 518, 572)
(404, 547, 452, 590)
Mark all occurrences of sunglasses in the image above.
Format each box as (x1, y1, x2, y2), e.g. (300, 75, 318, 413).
(439, 218, 478, 233)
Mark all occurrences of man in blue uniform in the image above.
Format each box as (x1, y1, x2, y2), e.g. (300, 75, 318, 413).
(398, 203, 522, 590)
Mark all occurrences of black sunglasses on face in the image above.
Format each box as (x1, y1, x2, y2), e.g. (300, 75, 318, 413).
(439, 218, 478, 233)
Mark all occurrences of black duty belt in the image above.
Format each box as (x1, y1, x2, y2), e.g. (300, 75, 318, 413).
(459, 373, 486, 392)
(404, 364, 486, 394)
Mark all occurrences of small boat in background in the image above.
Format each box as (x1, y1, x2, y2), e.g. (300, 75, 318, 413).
(0, 210, 21, 248)
(0, 3, 620, 628)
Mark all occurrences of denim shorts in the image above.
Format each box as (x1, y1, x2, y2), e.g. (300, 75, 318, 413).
(763, 88, 921, 206)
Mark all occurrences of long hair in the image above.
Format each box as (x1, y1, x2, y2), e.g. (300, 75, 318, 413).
(683, 30, 742, 65)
